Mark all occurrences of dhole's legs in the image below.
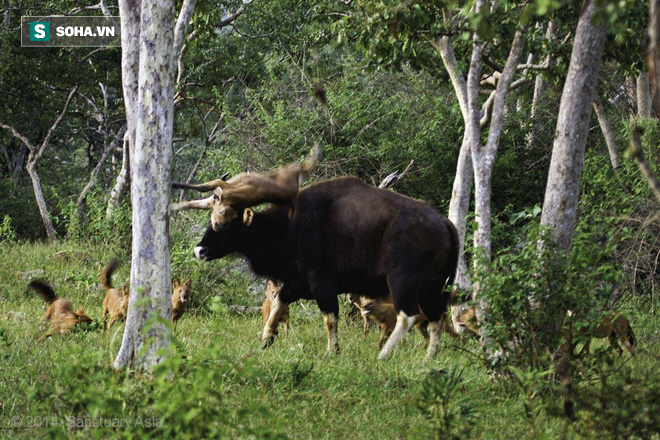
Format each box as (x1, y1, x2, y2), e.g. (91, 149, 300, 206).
(262, 295, 287, 348)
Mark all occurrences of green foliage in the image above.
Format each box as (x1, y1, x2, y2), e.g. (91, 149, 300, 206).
(506, 365, 555, 438)
(0, 214, 17, 243)
(0, 238, 659, 439)
(64, 192, 133, 247)
(417, 366, 478, 440)
(570, 358, 660, 439)
(475, 220, 625, 371)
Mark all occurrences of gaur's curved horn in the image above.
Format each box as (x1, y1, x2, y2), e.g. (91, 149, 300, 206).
(170, 195, 215, 212)
(172, 179, 228, 192)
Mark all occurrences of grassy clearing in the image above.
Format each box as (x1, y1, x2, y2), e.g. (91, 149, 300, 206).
(0, 241, 658, 439)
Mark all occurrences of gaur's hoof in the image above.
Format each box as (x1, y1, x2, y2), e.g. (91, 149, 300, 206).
(261, 336, 275, 349)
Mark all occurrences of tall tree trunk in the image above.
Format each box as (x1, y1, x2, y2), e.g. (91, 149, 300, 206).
(540, 0, 608, 250)
(448, 133, 473, 289)
(467, 26, 526, 347)
(592, 95, 619, 170)
(526, 21, 557, 149)
(106, 132, 131, 218)
(472, 29, 526, 261)
(114, 0, 177, 370)
(637, 72, 652, 118)
(433, 35, 474, 334)
(26, 163, 57, 242)
(650, 0, 660, 118)
(434, 35, 472, 288)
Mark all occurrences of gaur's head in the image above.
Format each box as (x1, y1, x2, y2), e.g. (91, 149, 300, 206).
(194, 208, 255, 261)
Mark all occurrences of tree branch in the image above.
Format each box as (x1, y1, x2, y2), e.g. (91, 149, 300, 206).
(173, 0, 197, 59)
(430, 36, 468, 121)
(218, 0, 253, 28)
(34, 86, 78, 164)
(378, 160, 414, 189)
(0, 123, 36, 152)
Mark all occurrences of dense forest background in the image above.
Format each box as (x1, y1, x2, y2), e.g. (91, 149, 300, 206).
(2, 0, 658, 299)
(1, 0, 659, 438)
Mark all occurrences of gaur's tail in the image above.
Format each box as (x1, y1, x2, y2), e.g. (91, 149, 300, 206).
(444, 219, 460, 290)
(100, 259, 119, 290)
(29, 279, 58, 304)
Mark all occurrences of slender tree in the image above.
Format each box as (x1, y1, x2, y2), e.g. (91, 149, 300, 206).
(540, 0, 608, 250)
(0, 87, 78, 242)
(114, 0, 179, 370)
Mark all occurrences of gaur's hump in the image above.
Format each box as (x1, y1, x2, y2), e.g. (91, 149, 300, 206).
(302, 176, 368, 193)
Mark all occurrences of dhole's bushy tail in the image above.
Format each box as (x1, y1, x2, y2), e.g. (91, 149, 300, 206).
(100, 259, 119, 290)
(29, 280, 57, 304)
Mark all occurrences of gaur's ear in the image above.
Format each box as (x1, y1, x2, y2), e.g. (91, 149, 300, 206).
(243, 209, 254, 226)
(173, 279, 180, 287)
(213, 187, 223, 202)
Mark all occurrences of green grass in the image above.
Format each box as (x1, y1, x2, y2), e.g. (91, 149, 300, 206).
(0, 241, 658, 439)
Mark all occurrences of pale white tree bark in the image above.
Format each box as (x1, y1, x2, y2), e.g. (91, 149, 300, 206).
(114, 0, 179, 370)
(432, 36, 473, 292)
(526, 21, 557, 149)
(0, 87, 78, 242)
(540, 0, 608, 250)
(637, 72, 652, 118)
(463, 18, 527, 345)
(592, 95, 619, 170)
(472, 29, 526, 261)
(106, 132, 131, 218)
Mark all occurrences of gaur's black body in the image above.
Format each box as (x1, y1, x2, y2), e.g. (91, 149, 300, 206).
(195, 176, 459, 328)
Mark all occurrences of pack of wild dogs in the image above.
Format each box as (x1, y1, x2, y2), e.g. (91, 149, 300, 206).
(28, 147, 636, 358)
(28, 259, 192, 341)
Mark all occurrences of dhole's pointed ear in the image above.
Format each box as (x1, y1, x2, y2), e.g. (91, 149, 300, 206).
(243, 209, 254, 226)
(173, 279, 180, 288)
(184, 279, 191, 288)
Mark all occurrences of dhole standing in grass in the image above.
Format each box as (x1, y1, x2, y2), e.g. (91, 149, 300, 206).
(262, 279, 289, 337)
(171, 278, 192, 327)
(100, 259, 129, 330)
(29, 280, 93, 342)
